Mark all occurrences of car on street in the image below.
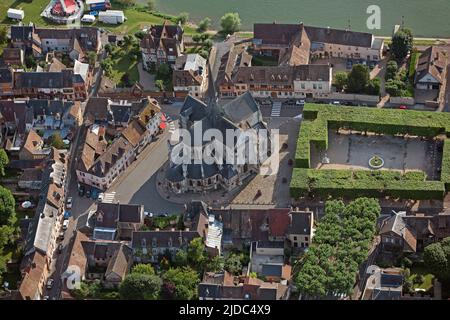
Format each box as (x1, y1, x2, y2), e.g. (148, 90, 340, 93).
(331, 101, 341, 105)
(144, 211, 153, 218)
(58, 244, 63, 254)
(346, 59, 353, 69)
(399, 105, 408, 110)
(78, 185, 85, 197)
(368, 61, 377, 69)
(158, 213, 169, 217)
(284, 99, 296, 105)
(98, 193, 104, 202)
(163, 98, 174, 104)
(66, 197, 72, 209)
(86, 189, 91, 198)
(62, 219, 70, 231)
(296, 99, 305, 106)
(46, 279, 54, 289)
(58, 231, 65, 241)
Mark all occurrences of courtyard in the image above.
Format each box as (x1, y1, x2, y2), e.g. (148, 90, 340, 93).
(310, 130, 443, 181)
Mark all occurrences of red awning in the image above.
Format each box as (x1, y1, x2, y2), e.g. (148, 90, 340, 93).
(161, 114, 167, 122)
(159, 122, 167, 129)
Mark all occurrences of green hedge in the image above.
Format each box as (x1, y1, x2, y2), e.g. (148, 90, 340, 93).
(290, 168, 445, 200)
(441, 139, 450, 188)
(292, 104, 450, 199)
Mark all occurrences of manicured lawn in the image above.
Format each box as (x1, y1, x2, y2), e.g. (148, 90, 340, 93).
(106, 45, 139, 86)
(252, 55, 278, 66)
(0, 2, 200, 36)
(410, 265, 434, 291)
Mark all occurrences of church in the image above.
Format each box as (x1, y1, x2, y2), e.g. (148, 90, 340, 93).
(164, 91, 270, 194)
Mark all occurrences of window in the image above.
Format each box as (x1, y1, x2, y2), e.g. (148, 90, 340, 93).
(313, 84, 317, 90)
(293, 236, 297, 241)
(305, 236, 308, 242)
(301, 83, 305, 89)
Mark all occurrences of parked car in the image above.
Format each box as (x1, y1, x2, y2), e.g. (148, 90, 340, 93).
(296, 99, 305, 106)
(399, 105, 408, 110)
(66, 197, 72, 209)
(163, 98, 174, 104)
(62, 219, 69, 231)
(58, 232, 65, 241)
(368, 61, 377, 69)
(86, 190, 91, 198)
(158, 213, 168, 217)
(58, 244, 63, 254)
(78, 185, 85, 197)
(346, 59, 353, 69)
(331, 101, 341, 105)
(46, 279, 54, 289)
(98, 193, 104, 202)
(144, 211, 153, 218)
(285, 99, 296, 105)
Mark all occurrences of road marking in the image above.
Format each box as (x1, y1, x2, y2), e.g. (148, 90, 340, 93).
(271, 102, 282, 117)
(102, 192, 116, 203)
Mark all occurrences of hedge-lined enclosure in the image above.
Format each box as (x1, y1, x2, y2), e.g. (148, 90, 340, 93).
(295, 198, 380, 298)
(292, 104, 450, 199)
(290, 168, 445, 199)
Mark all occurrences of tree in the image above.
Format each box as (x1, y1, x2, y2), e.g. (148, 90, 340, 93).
(187, 237, 206, 268)
(365, 78, 380, 95)
(0, 149, 9, 177)
(173, 249, 188, 267)
(49, 133, 65, 149)
(220, 13, 241, 34)
(155, 79, 165, 91)
(333, 72, 348, 92)
(346, 64, 370, 93)
(162, 267, 200, 300)
(176, 12, 189, 25)
(0, 225, 15, 248)
(119, 273, 162, 300)
(197, 17, 211, 33)
(131, 263, 155, 275)
(146, 0, 155, 11)
(224, 253, 242, 275)
(156, 63, 171, 82)
(424, 238, 450, 281)
(86, 51, 97, 68)
(0, 186, 16, 226)
(134, 30, 146, 40)
(391, 28, 413, 62)
(385, 60, 398, 81)
(101, 60, 113, 77)
(0, 26, 7, 44)
(206, 255, 225, 272)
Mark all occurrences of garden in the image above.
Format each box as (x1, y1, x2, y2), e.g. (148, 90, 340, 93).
(291, 104, 450, 199)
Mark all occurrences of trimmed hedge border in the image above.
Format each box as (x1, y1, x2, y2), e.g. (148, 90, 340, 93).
(290, 168, 445, 200)
(292, 104, 450, 199)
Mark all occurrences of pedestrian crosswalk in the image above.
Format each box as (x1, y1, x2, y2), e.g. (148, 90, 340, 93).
(102, 192, 116, 203)
(271, 102, 282, 117)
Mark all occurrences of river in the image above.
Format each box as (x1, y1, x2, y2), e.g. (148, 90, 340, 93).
(148, 0, 450, 37)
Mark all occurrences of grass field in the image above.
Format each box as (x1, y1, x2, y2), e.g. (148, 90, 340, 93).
(0, 1, 200, 36)
(107, 45, 139, 86)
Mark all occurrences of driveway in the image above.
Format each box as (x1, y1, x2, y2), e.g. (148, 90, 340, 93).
(138, 62, 156, 90)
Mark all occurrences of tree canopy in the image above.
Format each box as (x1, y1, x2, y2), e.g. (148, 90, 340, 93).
(162, 267, 200, 300)
(187, 237, 206, 268)
(424, 237, 450, 281)
(131, 263, 155, 275)
(176, 12, 189, 25)
(391, 28, 413, 62)
(333, 72, 348, 92)
(49, 133, 65, 149)
(346, 64, 370, 93)
(224, 253, 243, 275)
(0, 186, 16, 226)
(295, 198, 380, 298)
(220, 13, 241, 34)
(119, 273, 162, 300)
(197, 18, 212, 33)
(0, 149, 9, 177)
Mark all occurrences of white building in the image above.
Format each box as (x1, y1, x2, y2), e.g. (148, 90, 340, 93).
(173, 54, 208, 98)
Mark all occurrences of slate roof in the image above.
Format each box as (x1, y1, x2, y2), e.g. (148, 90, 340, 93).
(10, 26, 34, 42)
(304, 25, 373, 47)
(287, 211, 312, 235)
(14, 70, 74, 89)
(0, 67, 13, 84)
(94, 202, 143, 229)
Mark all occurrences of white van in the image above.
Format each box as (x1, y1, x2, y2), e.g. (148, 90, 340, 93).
(62, 220, 70, 230)
(81, 15, 96, 23)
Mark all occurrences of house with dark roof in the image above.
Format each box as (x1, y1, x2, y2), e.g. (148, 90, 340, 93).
(253, 22, 383, 63)
(10, 25, 101, 59)
(140, 20, 184, 69)
(198, 271, 290, 300)
(83, 202, 145, 241)
(380, 211, 450, 254)
(286, 210, 315, 250)
(362, 267, 403, 300)
(0, 67, 14, 97)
